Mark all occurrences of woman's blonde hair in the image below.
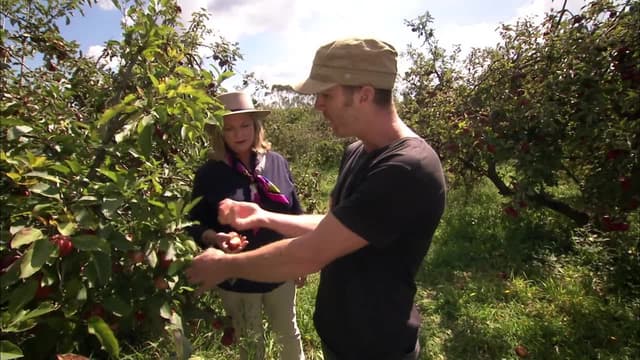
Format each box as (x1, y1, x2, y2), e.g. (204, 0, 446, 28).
(206, 116, 271, 161)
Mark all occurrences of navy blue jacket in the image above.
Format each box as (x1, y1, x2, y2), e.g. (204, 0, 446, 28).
(187, 151, 302, 293)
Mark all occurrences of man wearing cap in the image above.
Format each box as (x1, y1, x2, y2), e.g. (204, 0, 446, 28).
(186, 38, 446, 360)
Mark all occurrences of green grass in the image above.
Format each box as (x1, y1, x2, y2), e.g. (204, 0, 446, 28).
(121, 181, 639, 359)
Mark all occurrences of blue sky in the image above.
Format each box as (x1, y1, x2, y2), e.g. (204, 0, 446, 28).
(60, 0, 590, 90)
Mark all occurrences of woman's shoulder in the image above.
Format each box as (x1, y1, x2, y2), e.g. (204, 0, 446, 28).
(195, 159, 227, 175)
(264, 150, 289, 164)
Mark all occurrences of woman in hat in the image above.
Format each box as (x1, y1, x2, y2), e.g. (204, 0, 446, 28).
(187, 91, 305, 360)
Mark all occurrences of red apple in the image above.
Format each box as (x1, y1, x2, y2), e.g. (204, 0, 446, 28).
(134, 310, 146, 322)
(515, 344, 529, 358)
(212, 318, 224, 330)
(154, 276, 169, 290)
(0, 252, 20, 274)
(35, 284, 53, 300)
(157, 251, 173, 269)
(50, 234, 74, 257)
(618, 176, 631, 192)
(503, 206, 519, 218)
(128, 250, 145, 264)
(221, 333, 234, 346)
(88, 304, 105, 318)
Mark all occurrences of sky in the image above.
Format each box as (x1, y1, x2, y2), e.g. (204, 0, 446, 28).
(60, 0, 590, 90)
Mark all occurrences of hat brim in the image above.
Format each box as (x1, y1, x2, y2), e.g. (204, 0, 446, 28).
(292, 78, 337, 94)
(223, 109, 271, 120)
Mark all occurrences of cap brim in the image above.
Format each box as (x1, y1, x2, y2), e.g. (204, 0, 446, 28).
(292, 78, 337, 94)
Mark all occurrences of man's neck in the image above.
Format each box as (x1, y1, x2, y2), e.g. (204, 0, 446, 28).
(361, 112, 418, 152)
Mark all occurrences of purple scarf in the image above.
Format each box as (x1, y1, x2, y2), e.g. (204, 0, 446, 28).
(227, 153, 290, 206)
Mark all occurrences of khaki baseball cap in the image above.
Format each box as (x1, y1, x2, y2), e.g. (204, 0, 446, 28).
(293, 38, 398, 94)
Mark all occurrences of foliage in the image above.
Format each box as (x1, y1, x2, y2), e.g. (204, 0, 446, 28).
(0, 0, 241, 357)
(263, 107, 345, 213)
(400, 0, 639, 229)
(400, 0, 639, 297)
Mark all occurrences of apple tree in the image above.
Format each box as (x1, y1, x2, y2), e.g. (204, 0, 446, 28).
(1, 0, 238, 358)
(400, 0, 638, 229)
(399, 0, 639, 292)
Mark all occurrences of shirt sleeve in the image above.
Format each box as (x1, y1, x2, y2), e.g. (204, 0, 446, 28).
(331, 163, 436, 249)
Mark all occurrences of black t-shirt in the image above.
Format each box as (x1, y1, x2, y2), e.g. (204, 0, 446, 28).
(314, 137, 446, 359)
(187, 151, 302, 293)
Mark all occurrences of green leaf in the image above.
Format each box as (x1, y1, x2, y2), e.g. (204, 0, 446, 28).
(149, 73, 159, 87)
(0, 262, 21, 288)
(65, 159, 82, 173)
(138, 122, 153, 158)
(218, 70, 235, 84)
(24, 171, 60, 183)
(56, 222, 77, 236)
(63, 277, 87, 301)
(19, 240, 55, 279)
(17, 301, 58, 322)
(97, 168, 119, 183)
(159, 302, 172, 320)
(88, 316, 120, 357)
(6, 125, 33, 141)
(183, 196, 202, 217)
(105, 229, 133, 251)
(11, 228, 43, 249)
(88, 252, 112, 286)
(98, 106, 119, 127)
(103, 295, 132, 317)
(6, 278, 38, 313)
(101, 197, 123, 219)
(175, 66, 194, 77)
(148, 199, 166, 208)
(72, 234, 109, 252)
(48, 163, 70, 175)
(0, 340, 24, 359)
(30, 183, 61, 200)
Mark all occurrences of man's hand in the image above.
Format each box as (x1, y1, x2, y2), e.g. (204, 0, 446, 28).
(185, 247, 229, 295)
(218, 198, 264, 230)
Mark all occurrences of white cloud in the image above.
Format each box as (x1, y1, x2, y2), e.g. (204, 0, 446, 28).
(174, 0, 597, 90)
(86, 45, 120, 70)
(96, 0, 116, 11)
(516, 0, 593, 20)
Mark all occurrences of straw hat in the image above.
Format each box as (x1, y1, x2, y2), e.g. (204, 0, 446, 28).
(216, 91, 270, 119)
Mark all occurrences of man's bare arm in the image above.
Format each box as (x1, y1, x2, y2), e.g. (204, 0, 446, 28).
(186, 212, 368, 289)
(260, 212, 326, 238)
(219, 198, 325, 237)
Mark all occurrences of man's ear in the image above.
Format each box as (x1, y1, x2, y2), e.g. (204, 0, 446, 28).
(359, 86, 375, 104)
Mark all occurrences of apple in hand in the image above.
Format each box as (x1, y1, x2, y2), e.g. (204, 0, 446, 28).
(222, 234, 246, 252)
(227, 236, 242, 251)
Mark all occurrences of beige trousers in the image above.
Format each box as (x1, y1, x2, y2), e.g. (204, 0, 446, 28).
(218, 281, 305, 360)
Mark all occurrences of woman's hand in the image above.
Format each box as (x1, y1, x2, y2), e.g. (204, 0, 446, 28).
(202, 230, 248, 253)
